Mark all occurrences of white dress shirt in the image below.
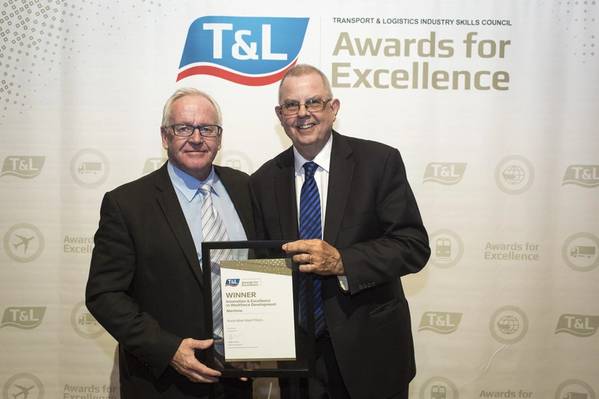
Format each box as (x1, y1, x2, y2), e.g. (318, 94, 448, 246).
(292, 134, 349, 291)
(167, 162, 247, 267)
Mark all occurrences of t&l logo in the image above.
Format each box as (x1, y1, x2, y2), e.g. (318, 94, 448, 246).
(2, 373, 44, 399)
(225, 278, 240, 287)
(177, 16, 309, 85)
(423, 162, 467, 185)
(418, 311, 462, 334)
(0, 307, 46, 329)
(562, 165, 599, 188)
(0, 156, 45, 178)
(555, 314, 599, 337)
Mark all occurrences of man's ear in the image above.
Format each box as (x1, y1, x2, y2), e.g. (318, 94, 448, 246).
(160, 127, 169, 149)
(275, 106, 284, 123)
(331, 98, 340, 119)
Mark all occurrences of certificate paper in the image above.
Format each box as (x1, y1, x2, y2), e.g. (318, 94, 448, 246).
(219, 258, 296, 362)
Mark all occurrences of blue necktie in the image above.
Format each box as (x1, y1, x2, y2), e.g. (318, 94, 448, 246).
(299, 161, 326, 336)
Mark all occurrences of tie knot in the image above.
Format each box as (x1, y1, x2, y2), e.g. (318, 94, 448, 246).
(199, 183, 212, 195)
(303, 162, 319, 179)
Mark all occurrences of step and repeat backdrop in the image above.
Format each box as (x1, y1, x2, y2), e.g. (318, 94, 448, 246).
(1, 1, 598, 398)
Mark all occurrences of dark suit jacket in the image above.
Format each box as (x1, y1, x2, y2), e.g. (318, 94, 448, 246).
(86, 163, 255, 399)
(250, 132, 430, 399)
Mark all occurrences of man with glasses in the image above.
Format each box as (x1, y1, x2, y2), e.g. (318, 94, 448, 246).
(251, 65, 430, 399)
(86, 88, 254, 399)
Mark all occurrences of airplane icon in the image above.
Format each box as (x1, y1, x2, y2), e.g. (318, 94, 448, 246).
(13, 235, 34, 253)
(13, 384, 34, 399)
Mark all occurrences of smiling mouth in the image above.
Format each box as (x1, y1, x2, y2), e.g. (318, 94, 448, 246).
(185, 149, 208, 154)
(296, 122, 317, 130)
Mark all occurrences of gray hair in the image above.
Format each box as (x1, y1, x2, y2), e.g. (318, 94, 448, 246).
(278, 64, 334, 102)
(161, 88, 223, 127)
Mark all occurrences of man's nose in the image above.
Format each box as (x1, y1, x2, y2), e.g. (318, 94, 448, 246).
(188, 128, 204, 143)
(297, 103, 310, 117)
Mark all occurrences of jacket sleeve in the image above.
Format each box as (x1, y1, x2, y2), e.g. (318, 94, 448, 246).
(85, 192, 181, 378)
(339, 149, 431, 295)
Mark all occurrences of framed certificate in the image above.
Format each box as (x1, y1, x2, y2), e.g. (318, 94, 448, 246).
(201, 240, 315, 377)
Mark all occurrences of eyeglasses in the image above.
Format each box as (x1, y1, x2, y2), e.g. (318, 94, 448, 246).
(278, 98, 332, 116)
(167, 124, 222, 138)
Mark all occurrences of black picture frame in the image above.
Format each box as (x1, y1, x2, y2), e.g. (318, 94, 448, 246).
(200, 240, 315, 377)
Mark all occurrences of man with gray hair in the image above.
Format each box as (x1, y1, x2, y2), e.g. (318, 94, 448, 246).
(251, 65, 430, 398)
(86, 88, 254, 398)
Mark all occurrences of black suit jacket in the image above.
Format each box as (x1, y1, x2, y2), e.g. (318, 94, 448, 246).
(86, 163, 255, 399)
(250, 132, 430, 399)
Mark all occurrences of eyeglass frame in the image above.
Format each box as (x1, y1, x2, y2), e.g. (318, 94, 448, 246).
(163, 124, 223, 138)
(276, 98, 333, 117)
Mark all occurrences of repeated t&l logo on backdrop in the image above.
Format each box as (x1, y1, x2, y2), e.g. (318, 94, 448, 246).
(555, 314, 599, 337)
(423, 162, 467, 185)
(562, 165, 599, 187)
(0, 156, 45, 178)
(0, 307, 46, 329)
(177, 16, 309, 85)
(419, 312, 463, 334)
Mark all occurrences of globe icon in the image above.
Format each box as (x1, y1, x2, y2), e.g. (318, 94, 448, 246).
(502, 165, 525, 185)
(497, 315, 520, 334)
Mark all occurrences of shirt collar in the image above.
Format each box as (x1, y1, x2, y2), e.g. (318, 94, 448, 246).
(167, 162, 217, 202)
(293, 133, 333, 175)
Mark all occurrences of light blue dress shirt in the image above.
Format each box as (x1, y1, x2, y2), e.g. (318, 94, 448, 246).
(167, 162, 247, 266)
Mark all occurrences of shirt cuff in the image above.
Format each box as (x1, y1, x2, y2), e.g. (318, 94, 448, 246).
(337, 275, 349, 292)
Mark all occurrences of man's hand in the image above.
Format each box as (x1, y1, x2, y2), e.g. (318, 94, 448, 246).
(283, 239, 345, 276)
(170, 338, 221, 383)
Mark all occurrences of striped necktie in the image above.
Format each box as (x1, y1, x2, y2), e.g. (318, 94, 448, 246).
(299, 161, 326, 336)
(200, 183, 230, 339)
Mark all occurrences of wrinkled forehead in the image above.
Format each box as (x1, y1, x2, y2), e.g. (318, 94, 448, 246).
(169, 95, 219, 123)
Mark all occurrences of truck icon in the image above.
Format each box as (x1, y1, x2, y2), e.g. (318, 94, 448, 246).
(570, 245, 596, 258)
(78, 161, 103, 174)
(562, 392, 588, 399)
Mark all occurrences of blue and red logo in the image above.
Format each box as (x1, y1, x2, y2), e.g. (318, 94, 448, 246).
(177, 16, 309, 86)
(225, 278, 240, 287)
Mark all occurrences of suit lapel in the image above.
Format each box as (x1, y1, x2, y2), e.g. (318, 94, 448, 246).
(153, 164, 204, 287)
(324, 132, 354, 245)
(275, 149, 299, 240)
